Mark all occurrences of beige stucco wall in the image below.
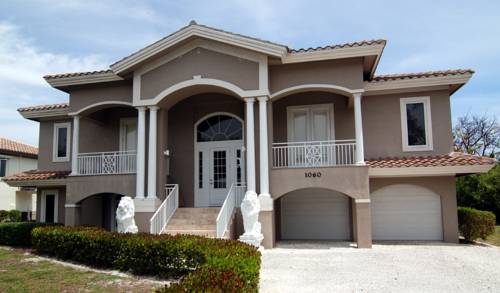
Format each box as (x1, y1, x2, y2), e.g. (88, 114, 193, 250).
(269, 58, 364, 94)
(141, 47, 259, 100)
(68, 82, 133, 114)
(363, 90, 453, 159)
(66, 174, 135, 204)
(370, 176, 459, 243)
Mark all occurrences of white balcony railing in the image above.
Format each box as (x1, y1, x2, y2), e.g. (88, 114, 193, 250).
(216, 182, 247, 238)
(272, 140, 356, 168)
(150, 184, 179, 234)
(76, 151, 136, 175)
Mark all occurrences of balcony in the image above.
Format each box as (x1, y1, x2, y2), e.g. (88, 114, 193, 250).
(76, 151, 137, 175)
(272, 140, 356, 168)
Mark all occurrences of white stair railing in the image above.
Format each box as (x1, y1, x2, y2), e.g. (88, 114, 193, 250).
(216, 182, 247, 238)
(150, 184, 179, 234)
(77, 151, 136, 175)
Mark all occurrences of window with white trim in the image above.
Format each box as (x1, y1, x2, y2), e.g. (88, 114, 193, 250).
(40, 190, 58, 223)
(53, 122, 71, 162)
(0, 159, 7, 177)
(400, 97, 433, 151)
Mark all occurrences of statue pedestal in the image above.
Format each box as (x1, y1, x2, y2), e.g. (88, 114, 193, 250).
(239, 233, 264, 248)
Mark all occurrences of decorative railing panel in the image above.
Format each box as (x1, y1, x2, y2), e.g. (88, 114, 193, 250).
(77, 151, 136, 175)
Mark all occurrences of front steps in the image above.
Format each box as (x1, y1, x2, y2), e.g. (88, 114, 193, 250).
(164, 207, 220, 238)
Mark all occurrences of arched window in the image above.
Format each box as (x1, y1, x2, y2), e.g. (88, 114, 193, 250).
(196, 115, 242, 142)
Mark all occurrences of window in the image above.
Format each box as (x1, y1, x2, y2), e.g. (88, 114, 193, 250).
(197, 115, 242, 142)
(287, 104, 334, 142)
(119, 118, 138, 151)
(400, 97, 433, 151)
(0, 159, 6, 177)
(40, 190, 58, 223)
(53, 122, 71, 162)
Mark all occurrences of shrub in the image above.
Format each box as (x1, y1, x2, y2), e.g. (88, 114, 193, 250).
(0, 222, 60, 246)
(0, 210, 21, 222)
(31, 226, 260, 292)
(458, 207, 496, 241)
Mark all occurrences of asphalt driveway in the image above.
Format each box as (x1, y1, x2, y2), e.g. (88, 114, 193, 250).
(260, 241, 500, 293)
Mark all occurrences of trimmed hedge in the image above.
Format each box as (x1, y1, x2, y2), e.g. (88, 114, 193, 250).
(0, 210, 21, 222)
(458, 207, 496, 242)
(0, 222, 61, 246)
(31, 226, 260, 292)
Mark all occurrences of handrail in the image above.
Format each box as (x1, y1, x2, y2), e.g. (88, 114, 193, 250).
(150, 184, 179, 234)
(216, 182, 247, 238)
(76, 150, 136, 175)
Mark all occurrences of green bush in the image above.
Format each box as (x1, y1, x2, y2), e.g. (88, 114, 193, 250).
(0, 210, 21, 222)
(31, 226, 260, 292)
(0, 222, 60, 246)
(458, 207, 496, 241)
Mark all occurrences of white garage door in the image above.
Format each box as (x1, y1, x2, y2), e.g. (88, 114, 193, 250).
(372, 184, 443, 241)
(281, 189, 350, 240)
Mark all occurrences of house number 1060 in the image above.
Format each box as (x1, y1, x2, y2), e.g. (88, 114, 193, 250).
(305, 172, 321, 178)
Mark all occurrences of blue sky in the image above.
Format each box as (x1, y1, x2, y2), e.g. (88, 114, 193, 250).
(0, 0, 499, 146)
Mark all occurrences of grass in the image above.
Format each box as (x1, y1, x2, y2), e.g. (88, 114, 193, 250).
(0, 248, 164, 293)
(484, 226, 500, 246)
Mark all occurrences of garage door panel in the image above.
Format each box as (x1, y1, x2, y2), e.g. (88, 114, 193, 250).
(372, 184, 443, 241)
(281, 189, 350, 240)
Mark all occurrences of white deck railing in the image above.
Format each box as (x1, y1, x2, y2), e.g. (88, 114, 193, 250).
(76, 151, 136, 175)
(150, 184, 179, 234)
(216, 182, 247, 238)
(272, 140, 356, 168)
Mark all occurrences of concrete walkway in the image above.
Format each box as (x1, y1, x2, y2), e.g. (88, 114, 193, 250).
(260, 241, 500, 293)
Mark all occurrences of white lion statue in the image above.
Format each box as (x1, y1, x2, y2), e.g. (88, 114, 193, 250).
(239, 191, 263, 247)
(116, 196, 138, 233)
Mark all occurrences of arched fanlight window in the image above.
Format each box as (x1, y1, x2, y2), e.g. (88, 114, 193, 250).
(197, 115, 242, 142)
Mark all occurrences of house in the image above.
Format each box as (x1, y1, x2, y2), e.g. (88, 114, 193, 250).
(0, 137, 38, 219)
(4, 22, 496, 248)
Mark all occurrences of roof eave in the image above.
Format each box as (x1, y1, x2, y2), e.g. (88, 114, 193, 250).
(44, 72, 124, 90)
(369, 164, 494, 177)
(19, 108, 69, 121)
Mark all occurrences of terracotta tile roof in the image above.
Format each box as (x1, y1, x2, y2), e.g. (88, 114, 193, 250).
(371, 69, 474, 82)
(0, 137, 38, 158)
(18, 103, 69, 113)
(289, 39, 386, 54)
(366, 152, 496, 168)
(2, 170, 71, 182)
(43, 70, 114, 80)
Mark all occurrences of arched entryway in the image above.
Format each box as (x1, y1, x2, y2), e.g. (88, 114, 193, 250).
(194, 113, 244, 207)
(78, 193, 124, 231)
(277, 188, 352, 241)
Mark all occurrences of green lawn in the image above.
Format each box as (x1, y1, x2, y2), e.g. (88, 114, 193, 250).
(0, 248, 163, 293)
(484, 226, 500, 246)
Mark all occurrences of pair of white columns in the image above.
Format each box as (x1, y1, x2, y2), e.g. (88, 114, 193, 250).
(136, 106, 159, 200)
(244, 97, 272, 210)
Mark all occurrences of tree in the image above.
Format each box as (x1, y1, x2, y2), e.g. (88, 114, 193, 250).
(453, 114, 500, 157)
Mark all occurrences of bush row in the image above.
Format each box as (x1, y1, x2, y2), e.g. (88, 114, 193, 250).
(0, 210, 21, 222)
(0, 222, 61, 246)
(31, 226, 260, 292)
(458, 207, 496, 242)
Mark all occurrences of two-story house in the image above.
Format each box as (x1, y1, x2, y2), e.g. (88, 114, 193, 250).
(4, 22, 496, 248)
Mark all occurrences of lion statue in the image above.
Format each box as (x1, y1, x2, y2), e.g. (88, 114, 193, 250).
(239, 191, 263, 247)
(116, 196, 138, 233)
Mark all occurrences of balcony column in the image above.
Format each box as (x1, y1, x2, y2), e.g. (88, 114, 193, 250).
(136, 107, 146, 199)
(71, 115, 80, 175)
(257, 96, 273, 211)
(147, 106, 159, 199)
(353, 92, 365, 165)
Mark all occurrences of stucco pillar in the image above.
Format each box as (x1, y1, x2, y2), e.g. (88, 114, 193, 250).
(245, 98, 256, 194)
(257, 96, 273, 211)
(147, 106, 159, 199)
(354, 199, 372, 248)
(64, 204, 81, 227)
(71, 115, 80, 175)
(136, 107, 146, 199)
(353, 92, 365, 165)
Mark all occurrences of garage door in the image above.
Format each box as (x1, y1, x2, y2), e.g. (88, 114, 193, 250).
(371, 184, 443, 240)
(281, 189, 350, 240)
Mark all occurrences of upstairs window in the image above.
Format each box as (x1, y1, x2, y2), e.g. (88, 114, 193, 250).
(0, 159, 6, 177)
(53, 122, 71, 162)
(400, 97, 433, 151)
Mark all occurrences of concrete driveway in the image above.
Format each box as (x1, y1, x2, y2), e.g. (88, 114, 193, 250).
(260, 241, 500, 293)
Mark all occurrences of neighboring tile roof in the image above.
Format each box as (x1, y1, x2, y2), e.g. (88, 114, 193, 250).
(2, 170, 71, 182)
(366, 152, 496, 168)
(17, 103, 69, 113)
(43, 70, 114, 80)
(371, 69, 474, 82)
(0, 137, 38, 158)
(288, 39, 386, 54)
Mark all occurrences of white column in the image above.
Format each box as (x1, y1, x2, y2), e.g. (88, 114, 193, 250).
(147, 106, 159, 199)
(136, 107, 146, 199)
(71, 115, 80, 175)
(245, 98, 256, 194)
(353, 92, 365, 165)
(257, 96, 272, 211)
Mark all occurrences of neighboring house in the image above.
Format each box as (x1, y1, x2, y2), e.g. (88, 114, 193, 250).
(0, 137, 38, 218)
(4, 22, 496, 248)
